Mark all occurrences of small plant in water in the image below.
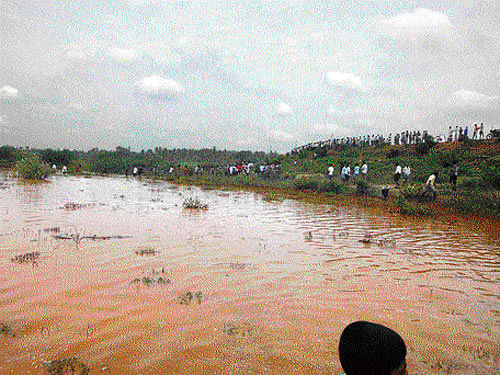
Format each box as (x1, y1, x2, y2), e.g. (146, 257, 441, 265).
(0, 322, 16, 337)
(135, 247, 158, 256)
(14, 154, 52, 180)
(130, 276, 171, 286)
(44, 357, 90, 375)
(11, 251, 40, 265)
(178, 291, 203, 305)
(182, 197, 208, 209)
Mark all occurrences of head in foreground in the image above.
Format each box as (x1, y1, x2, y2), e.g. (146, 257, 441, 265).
(339, 321, 408, 375)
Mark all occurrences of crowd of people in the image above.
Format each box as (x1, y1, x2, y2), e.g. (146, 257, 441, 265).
(292, 122, 493, 154)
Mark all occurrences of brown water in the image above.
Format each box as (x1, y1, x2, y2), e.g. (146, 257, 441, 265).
(0, 174, 499, 375)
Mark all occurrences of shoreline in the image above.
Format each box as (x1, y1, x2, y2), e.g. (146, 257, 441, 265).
(155, 175, 500, 239)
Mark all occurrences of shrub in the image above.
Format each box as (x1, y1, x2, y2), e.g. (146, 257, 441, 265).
(396, 195, 433, 216)
(415, 136, 436, 156)
(14, 154, 52, 180)
(400, 183, 423, 201)
(386, 148, 400, 159)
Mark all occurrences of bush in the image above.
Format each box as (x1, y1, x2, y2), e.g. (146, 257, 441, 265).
(14, 154, 52, 180)
(396, 195, 433, 216)
(354, 180, 369, 196)
(400, 183, 423, 201)
(446, 191, 500, 218)
(415, 136, 436, 156)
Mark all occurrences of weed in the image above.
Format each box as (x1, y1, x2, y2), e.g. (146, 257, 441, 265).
(44, 358, 90, 375)
(178, 291, 203, 305)
(182, 197, 208, 209)
(130, 276, 170, 286)
(11, 251, 40, 265)
(0, 323, 16, 337)
(135, 248, 158, 256)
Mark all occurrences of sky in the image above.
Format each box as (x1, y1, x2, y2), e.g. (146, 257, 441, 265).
(1, 0, 499, 152)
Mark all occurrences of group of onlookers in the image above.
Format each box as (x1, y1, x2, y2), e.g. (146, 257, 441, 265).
(292, 122, 492, 155)
(448, 123, 485, 142)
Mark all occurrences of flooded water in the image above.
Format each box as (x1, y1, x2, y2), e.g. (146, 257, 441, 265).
(0, 174, 499, 374)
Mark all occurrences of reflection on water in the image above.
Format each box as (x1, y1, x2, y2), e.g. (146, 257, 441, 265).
(0, 174, 499, 374)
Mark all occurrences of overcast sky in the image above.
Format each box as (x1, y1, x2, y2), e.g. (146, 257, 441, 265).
(1, 0, 499, 152)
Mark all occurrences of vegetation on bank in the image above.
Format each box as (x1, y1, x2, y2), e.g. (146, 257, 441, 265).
(1, 139, 499, 218)
(14, 154, 52, 180)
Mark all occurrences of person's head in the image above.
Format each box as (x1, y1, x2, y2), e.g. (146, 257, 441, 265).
(339, 321, 408, 375)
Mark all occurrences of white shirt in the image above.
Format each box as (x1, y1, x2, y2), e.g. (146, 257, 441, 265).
(395, 165, 402, 174)
(361, 164, 368, 174)
(328, 166, 334, 175)
(426, 174, 436, 186)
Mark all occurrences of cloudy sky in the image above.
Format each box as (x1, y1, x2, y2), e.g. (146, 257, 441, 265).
(1, 0, 499, 152)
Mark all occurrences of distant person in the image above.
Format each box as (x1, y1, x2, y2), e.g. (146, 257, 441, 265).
(473, 124, 479, 140)
(339, 321, 408, 375)
(479, 123, 484, 140)
(353, 165, 360, 180)
(52, 164, 57, 173)
(394, 165, 402, 186)
(341, 166, 347, 182)
(449, 163, 458, 191)
(402, 165, 411, 183)
(133, 166, 138, 176)
(464, 126, 468, 139)
(361, 162, 368, 180)
(447, 126, 453, 142)
(423, 172, 438, 201)
(345, 165, 351, 182)
(328, 165, 335, 180)
(62, 165, 67, 174)
(75, 164, 80, 173)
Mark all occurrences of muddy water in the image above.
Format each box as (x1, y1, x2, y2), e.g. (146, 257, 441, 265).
(0, 174, 498, 375)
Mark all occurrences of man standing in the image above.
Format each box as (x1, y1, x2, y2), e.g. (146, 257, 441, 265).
(424, 172, 438, 201)
(449, 163, 458, 191)
(402, 165, 411, 184)
(394, 165, 402, 187)
(327, 165, 334, 180)
(361, 162, 368, 180)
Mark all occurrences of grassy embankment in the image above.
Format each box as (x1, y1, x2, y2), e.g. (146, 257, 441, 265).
(162, 140, 500, 219)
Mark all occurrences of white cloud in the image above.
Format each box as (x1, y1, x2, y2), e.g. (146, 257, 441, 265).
(448, 89, 499, 111)
(267, 129, 296, 143)
(326, 71, 367, 93)
(137, 75, 185, 99)
(0, 85, 19, 99)
(275, 101, 292, 116)
(108, 47, 139, 64)
(380, 8, 453, 38)
(69, 102, 84, 111)
(65, 44, 97, 63)
(327, 105, 345, 117)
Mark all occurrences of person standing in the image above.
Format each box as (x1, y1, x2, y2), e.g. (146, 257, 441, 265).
(394, 164, 402, 187)
(423, 172, 438, 201)
(473, 124, 479, 140)
(479, 123, 484, 140)
(449, 163, 458, 191)
(353, 165, 360, 180)
(402, 165, 411, 183)
(345, 165, 351, 183)
(361, 162, 368, 180)
(327, 165, 334, 180)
